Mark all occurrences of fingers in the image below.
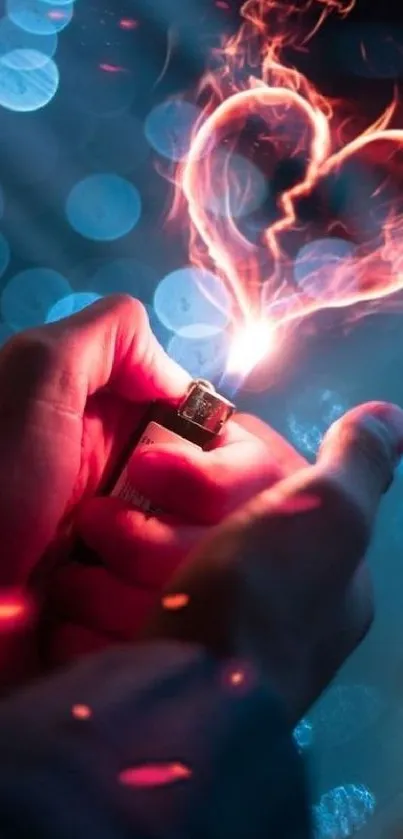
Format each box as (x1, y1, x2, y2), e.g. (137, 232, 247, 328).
(317, 401, 403, 528)
(0, 295, 190, 416)
(127, 430, 286, 524)
(48, 564, 159, 640)
(76, 497, 206, 588)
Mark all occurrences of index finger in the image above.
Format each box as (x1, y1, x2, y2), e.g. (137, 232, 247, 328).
(0, 295, 190, 416)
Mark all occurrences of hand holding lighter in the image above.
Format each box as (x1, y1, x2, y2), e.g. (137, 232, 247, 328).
(72, 379, 235, 566)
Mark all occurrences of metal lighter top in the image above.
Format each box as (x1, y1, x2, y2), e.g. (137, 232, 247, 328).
(148, 378, 235, 450)
(178, 379, 235, 435)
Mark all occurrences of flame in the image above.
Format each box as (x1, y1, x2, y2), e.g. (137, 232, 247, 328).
(226, 318, 276, 373)
(170, 0, 403, 378)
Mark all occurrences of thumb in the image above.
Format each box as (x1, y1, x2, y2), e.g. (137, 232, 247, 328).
(316, 401, 403, 530)
(146, 402, 403, 654)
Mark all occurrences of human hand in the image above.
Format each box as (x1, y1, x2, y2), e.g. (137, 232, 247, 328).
(0, 290, 307, 675)
(0, 294, 191, 679)
(144, 402, 403, 725)
(46, 413, 308, 665)
(0, 294, 195, 589)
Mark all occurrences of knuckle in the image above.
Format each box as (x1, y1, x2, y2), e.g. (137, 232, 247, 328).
(0, 329, 81, 410)
(1, 329, 56, 379)
(105, 293, 146, 322)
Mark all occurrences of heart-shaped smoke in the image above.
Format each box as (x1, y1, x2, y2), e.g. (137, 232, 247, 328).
(175, 0, 403, 375)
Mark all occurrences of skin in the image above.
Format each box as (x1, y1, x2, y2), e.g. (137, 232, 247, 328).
(46, 414, 308, 661)
(0, 294, 401, 722)
(145, 404, 403, 723)
(0, 295, 308, 677)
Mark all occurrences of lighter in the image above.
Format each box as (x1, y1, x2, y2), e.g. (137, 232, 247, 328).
(73, 379, 235, 566)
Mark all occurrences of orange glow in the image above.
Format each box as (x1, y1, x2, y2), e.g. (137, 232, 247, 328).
(119, 762, 192, 788)
(221, 659, 257, 692)
(162, 593, 190, 610)
(71, 704, 92, 720)
(170, 0, 403, 378)
(0, 591, 29, 632)
(0, 602, 24, 621)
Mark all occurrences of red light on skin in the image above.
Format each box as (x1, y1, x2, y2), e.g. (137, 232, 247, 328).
(269, 489, 321, 516)
(119, 762, 191, 789)
(0, 591, 30, 633)
(119, 18, 139, 30)
(216, 1, 230, 9)
(99, 63, 127, 74)
(71, 704, 92, 720)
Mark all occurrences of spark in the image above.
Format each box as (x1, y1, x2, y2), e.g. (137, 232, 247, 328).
(119, 763, 191, 788)
(99, 63, 127, 74)
(47, 10, 68, 20)
(226, 319, 276, 374)
(229, 670, 245, 685)
(71, 704, 92, 720)
(118, 18, 139, 30)
(162, 593, 190, 610)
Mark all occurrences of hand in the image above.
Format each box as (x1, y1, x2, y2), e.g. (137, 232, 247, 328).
(46, 413, 308, 665)
(0, 291, 306, 675)
(144, 402, 403, 725)
(0, 294, 193, 588)
(0, 295, 191, 679)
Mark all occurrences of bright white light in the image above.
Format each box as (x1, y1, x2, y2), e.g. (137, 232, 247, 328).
(226, 319, 275, 375)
